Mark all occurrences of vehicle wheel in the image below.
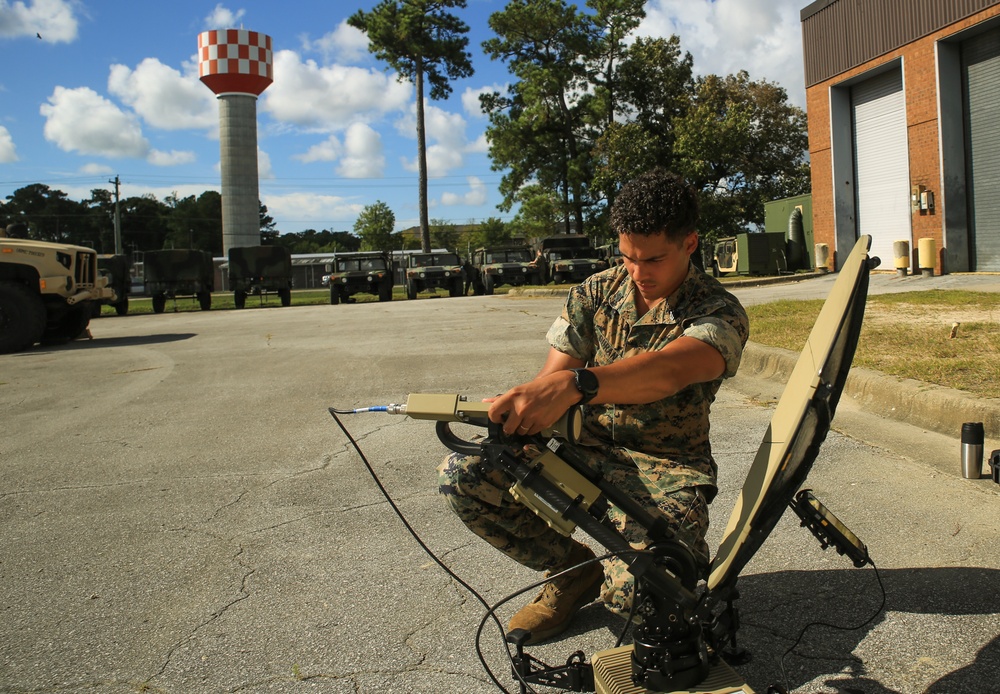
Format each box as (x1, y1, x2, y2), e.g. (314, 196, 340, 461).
(115, 296, 129, 316)
(198, 291, 212, 311)
(712, 260, 720, 278)
(552, 273, 564, 285)
(234, 291, 246, 309)
(329, 287, 340, 305)
(0, 281, 46, 353)
(279, 287, 291, 307)
(406, 279, 417, 300)
(152, 294, 167, 314)
(41, 303, 90, 344)
(378, 283, 392, 302)
(483, 274, 495, 296)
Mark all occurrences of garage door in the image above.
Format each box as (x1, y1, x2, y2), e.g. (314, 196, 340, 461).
(852, 68, 910, 268)
(963, 27, 1000, 272)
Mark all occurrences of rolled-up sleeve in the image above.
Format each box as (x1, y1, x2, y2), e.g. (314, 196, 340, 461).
(683, 313, 747, 378)
(546, 284, 596, 362)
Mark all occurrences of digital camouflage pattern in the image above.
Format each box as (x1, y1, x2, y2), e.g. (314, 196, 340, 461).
(438, 260, 748, 613)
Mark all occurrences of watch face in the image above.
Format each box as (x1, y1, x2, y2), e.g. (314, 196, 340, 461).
(575, 368, 598, 398)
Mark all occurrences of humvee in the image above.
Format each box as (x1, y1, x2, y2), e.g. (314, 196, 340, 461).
(404, 251, 464, 299)
(540, 234, 608, 284)
(471, 245, 542, 295)
(143, 249, 215, 313)
(0, 225, 115, 353)
(229, 245, 293, 308)
(326, 251, 393, 304)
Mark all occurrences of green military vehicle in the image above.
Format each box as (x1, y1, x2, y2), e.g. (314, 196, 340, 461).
(91, 254, 131, 316)
(540, 234, 608, 284)
(143, 249, 214, 313)
(597, 242, 623, 267)
(326, 251, 393, 304)
(471, 245, 542, 295)
(404, 251, 464, 299)
(228, 245, 292, 308)
(0, 224, 115, 353)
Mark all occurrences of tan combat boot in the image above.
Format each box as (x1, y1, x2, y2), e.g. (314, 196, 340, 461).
(507, 542, 604, 644)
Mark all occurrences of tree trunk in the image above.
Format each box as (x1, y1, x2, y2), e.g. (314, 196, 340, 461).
(415, 62, 431, 253)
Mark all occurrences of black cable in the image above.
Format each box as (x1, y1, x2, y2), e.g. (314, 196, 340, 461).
(776, 557, 887, 692)
(328, 408, 522, 694)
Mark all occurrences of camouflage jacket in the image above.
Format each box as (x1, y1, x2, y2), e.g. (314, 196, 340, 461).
(546, 263, 749, 497)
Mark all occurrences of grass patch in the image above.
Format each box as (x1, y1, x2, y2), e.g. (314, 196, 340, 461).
(746, 291, 1000, 398)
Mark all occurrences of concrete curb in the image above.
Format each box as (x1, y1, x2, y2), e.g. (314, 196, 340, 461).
(741, 341, 1000, 441)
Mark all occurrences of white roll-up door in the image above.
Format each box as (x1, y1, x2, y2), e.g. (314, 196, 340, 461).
(852, 68, 910, 268)
(963, 27, 1000, 272)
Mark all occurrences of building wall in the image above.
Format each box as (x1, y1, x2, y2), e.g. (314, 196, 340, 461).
(804, 2, 1000, 272)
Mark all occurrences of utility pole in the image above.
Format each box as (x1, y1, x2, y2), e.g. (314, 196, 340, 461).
(109, 175, 122, 255)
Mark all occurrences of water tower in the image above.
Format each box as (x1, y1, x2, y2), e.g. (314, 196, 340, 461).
(198, 29, 273, 254)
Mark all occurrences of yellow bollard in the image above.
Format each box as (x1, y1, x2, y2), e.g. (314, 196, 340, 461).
(917, 238, 936, 277)
(814, 243, 830, 274)
(893, 240, 910, 277)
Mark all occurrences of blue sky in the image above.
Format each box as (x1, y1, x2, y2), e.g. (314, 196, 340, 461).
(0, 0, 808, 236)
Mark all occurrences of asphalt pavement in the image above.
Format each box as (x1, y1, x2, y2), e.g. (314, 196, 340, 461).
(1, 276, 998, 693)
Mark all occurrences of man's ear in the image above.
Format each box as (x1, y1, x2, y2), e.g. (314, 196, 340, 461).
(683, 231, 700, 256)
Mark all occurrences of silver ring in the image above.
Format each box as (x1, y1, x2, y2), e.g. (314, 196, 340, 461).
(518, 426, 529, 432)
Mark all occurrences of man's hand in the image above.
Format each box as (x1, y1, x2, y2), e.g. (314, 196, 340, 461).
(488, 369, 581, 437)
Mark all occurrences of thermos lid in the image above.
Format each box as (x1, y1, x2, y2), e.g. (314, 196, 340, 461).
(961, 421, 984, 443)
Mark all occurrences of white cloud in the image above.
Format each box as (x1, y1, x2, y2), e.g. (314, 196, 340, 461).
(147, 149, 196, 166)
(262, 50, 411, 131)
(640, 0, 806, 106)
(302, 20, 370, 64)
(295, 135, 342, 163)
(40, 86, 149, 158)
(79, 162, 113, 175)
(440, 176, 487, 207)
(0, 125, 17, 162)
(461, 84, 505, 119)
(257, 147, 273, 178)
(261, 191, 364, 230)
(397, 104, 468, 177)
(467, 132, 489, 155)
(203, 3, 246, 30)
(0, 0, 80, 42)
(108, 59, 217, 131)
(338, 122, 383, 178)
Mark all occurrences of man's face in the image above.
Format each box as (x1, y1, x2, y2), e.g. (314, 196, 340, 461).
(618, 230, 698, 306)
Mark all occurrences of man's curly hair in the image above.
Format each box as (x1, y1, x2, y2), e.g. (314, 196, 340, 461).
(610, 168, 699, 243)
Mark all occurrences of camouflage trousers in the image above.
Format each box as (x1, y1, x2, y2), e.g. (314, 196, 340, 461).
(437, 448, 710, 615)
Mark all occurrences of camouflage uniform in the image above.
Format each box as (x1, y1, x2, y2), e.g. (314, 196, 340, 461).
(438, 262, 749, 613)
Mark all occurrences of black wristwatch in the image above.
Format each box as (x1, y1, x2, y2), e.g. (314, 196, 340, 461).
(570, 368, 599, 405)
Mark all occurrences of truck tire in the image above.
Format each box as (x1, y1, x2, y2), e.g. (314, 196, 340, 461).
(329, 287, 340, 305)
(198, 291, 212, 311)
(42, 303, 90, 344)
(152, 294, 167, 314)
(279, 287, 291, 307)
(406, 279, 418, 300)
(378, 283, 392, 302)
(234, 291, 247, 309)
(483, 273, 495, 296)
(0, 281, 46, 353)
(115, 296, 129, 316)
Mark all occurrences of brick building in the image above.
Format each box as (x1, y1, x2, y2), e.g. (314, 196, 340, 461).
(801, 0, 1000, 273)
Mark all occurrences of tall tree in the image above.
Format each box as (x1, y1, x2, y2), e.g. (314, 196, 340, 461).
(672, 71, 810, 243)
(259, 202, 278, 244)
(354, 201, 396, 251)
(482, 0, 594, 236)
(348, 0, 473, 253)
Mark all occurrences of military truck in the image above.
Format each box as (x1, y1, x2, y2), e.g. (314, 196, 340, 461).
(326, 251, 393, 304)
(471, 245, 542, 295)
(0, 225, 115, 353)
(228, 245, 292, 308)
(597, 242, 623, 267)
(404, 251, 464, 299)
(143, 249, 214, 313)
(91, 254, 131, 316)
(540, 234, 608, 284)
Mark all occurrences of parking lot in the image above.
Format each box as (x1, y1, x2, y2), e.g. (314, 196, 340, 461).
(1, 291, 998, 693)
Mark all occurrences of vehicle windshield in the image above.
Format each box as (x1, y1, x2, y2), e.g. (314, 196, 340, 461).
(548, 248, 593, 260)
(412, 253, 459, 267)
(337, 257, 386, 272)
(486, 249, 532, 263)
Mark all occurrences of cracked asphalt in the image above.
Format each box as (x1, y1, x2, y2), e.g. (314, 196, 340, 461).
(1, 286, 997, 693)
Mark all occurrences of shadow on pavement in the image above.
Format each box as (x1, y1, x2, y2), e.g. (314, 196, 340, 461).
(41, 333, 197, 351)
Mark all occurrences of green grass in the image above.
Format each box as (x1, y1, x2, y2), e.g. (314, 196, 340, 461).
(746, 291, 1000, 397)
